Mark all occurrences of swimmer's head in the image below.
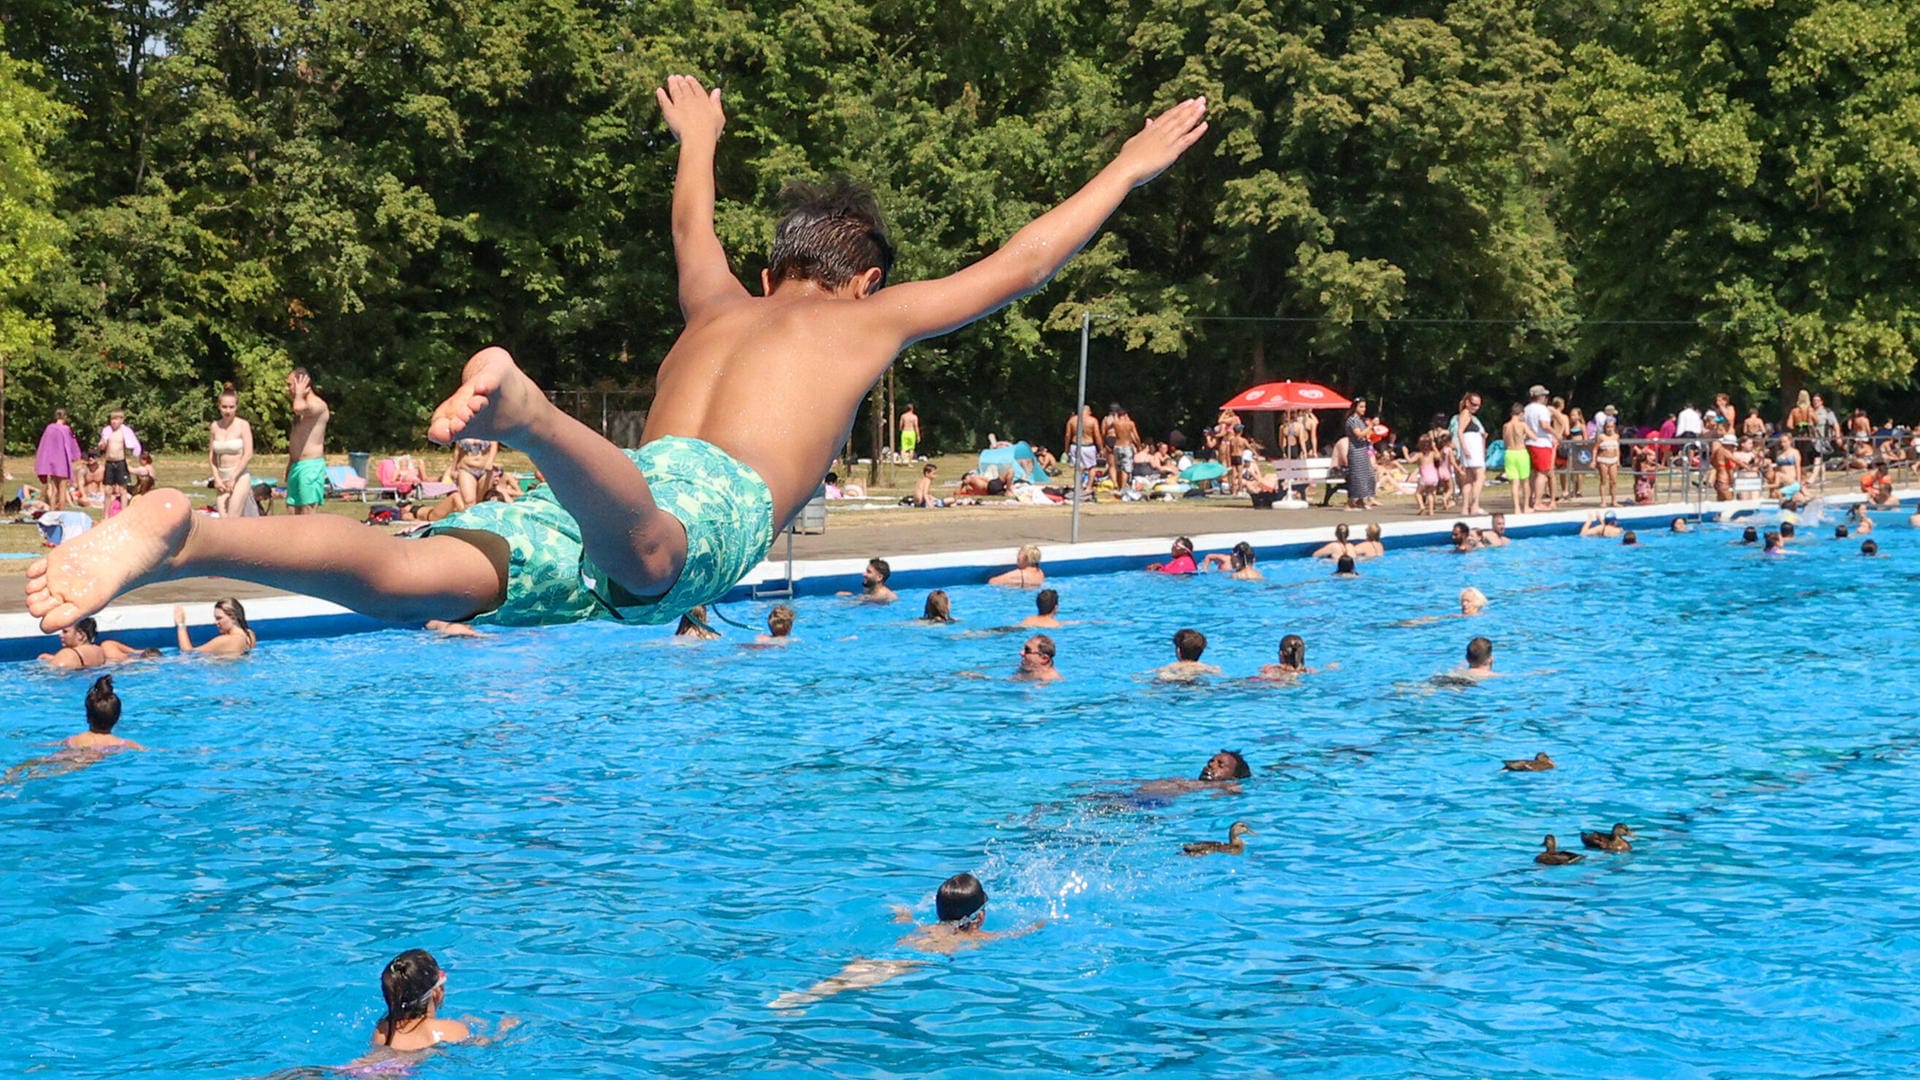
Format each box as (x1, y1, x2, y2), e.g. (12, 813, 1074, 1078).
(1200, 750, 1252, 781)
(1741, 526, 1758, 543)
(85, 676, 120, 733)
(1490, 513, 1506, 531)
(767, 604, 796, 637)
(63, 617, 100, 648)
(1671, 517, 1689, 532)
(1333, 522, 1350, 542)
(1020, 634, 1056, 671)
(1171, 537, 1194, 558)
(1620, 530, 1638, 546)
(1780, 521, 1796, 539)
(676, 607, 713, 636)
(1466, 636, 1494, 668)
(1335, 554, 1357, 575)
(378, 948, 445, 1046)
(1451, 522, 1470, 544)
(1460, 587, 1487, 615)
(1278, 634, 1306, 669)
(1017, 544, 1042, 569)
(922, 590, 953, 623)
(935, 872, 987, 927)
(1836, 525, 1849, 539)
(213, 597, 251, 639)
(1230, 541, 1255, 569)
(766, 178, 895, 294)
(864, 558, 891, 587)
(1366, 522, 1382, 542)
(1764, 530, 1782, 551)
(1173, 628, 1206, 662)
(1034, 588, 1059, 616)
(1862, 539, 1879, 556)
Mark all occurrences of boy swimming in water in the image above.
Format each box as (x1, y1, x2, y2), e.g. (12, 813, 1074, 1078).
(25, 78, 1209, 632)
(767, 873, 1043, 1010)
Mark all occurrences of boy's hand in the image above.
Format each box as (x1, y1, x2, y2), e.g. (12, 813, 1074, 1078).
(1112, 97, 1210, 187)
(656, 74, 726, 146)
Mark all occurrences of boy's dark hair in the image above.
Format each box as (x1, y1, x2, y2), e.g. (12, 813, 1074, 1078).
(1621, 530, 1639, 545)
(1741, 526, 1758, 542)
(86, 675, 121, 733)
(1335, 554, 1357, 574)
(1780, 521, 1796, 538)
(1466, 637, 1494, 666)
(1035, 588, 1059, 616)
(1836, 525, 1849, 538)
(868, 558, 891, 583)
(935, 872, 987, 924)
(1173, 628, 1206, 661)
(768, 179, 895, 291)
(1212, 750, 1252, 779)
(1862, 539, 1879, 555)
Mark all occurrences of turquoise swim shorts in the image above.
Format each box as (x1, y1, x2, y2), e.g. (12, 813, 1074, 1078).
(425, 436, 775, 627)
(286, 457, 328, 507)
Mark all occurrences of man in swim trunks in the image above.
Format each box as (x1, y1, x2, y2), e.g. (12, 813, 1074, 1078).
(27, 80, 1209, 633)
(1064, 404, 1101, 488)
(1522, 385, 1557, 512)
(899, 404, 920, 460)
(285, 368, 330, 515)
(1501, 403, 1532, 515)
(97, 410, 143, 514)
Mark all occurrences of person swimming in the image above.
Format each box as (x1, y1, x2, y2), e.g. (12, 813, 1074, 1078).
(1019, 588, 1062, 628)
(1333, 554, 1359, 577)
(1459, 587, 1488, 615)
(372, 949, 471, 1051)
(753, 603, 796, 644)
(1738, 526, 1758, 544)
(674, 605, 722, 639)
(919, 589, 956, 624)
(1257, 634, 1316, 679)
(1, 676, 146, 786)
(1154, 628, 1220, 681)
(768, 872, 1043, 1010)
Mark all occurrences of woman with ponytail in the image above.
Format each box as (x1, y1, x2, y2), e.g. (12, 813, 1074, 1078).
(172, 597, 256, 656)
(372, 949, 470, 1050)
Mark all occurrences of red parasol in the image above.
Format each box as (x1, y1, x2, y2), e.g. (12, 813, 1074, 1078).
(1220, 381, 1352, 412)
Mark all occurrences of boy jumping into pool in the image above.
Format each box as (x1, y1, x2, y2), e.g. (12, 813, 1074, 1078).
(25, 76, 1210, 632)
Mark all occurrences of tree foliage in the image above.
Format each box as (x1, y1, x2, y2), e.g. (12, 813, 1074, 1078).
(0, 0, 1914, 453)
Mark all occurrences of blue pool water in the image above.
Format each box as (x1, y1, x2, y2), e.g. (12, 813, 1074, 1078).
(5, 514, 1920, 1077)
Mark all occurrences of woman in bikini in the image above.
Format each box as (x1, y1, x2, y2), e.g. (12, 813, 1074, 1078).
(174, 597, 256, 656)
(37, 617, 151, 670)
(1593, 418, 1621, 507)
(452, 437, 499, 507)
(207, 384, 255, 517)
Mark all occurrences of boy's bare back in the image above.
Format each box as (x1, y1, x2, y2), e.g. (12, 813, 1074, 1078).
(651, 75, 1208, 528)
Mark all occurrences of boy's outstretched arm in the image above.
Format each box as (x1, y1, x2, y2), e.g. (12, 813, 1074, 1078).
(876, 98, 1209, 345)
(657, 74, 749, 322)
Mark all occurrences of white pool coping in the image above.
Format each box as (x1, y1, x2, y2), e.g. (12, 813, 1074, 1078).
(5, 491, 1907, 660)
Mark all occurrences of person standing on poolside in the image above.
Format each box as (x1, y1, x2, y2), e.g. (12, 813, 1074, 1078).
(1109, 405, 1141, 490)
(97, 410, 142, 517)
(1500, 403, 1531, 515)
(35, 409, 85, 512)
(1343, 398, 1377, 510)
(1451, 392, 1488, 516)
(899, 403, 920, 461)
(1064, 404, 1101, 491)
(208, 383, 257, 518)
(284, 368, 330, 515)
(1522, 385, 1556, 512)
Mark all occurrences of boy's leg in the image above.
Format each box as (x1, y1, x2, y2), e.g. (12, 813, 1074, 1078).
(429, 347, 687, 597)
(24, 488, 502, 632)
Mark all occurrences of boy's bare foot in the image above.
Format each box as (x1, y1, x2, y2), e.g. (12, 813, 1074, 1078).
(25, 489, 194, 632)
(429, 347, 550, 445)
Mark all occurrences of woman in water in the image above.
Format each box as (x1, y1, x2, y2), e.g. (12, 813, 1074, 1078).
(174, 597, 256, 656)
(919, 590, 956, 623)
(1258, 634, 1316, 679)
(371, 949, 470, 1050)
(34, 408, 85, 512)
(207, 384, 256, 518)
(1202, 541, 1264, 580)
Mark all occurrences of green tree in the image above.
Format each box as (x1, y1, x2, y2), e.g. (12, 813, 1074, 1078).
(0, 33, 68, 454)
(1558, 0, 1920, 413)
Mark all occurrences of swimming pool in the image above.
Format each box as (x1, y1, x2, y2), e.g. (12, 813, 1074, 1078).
(4, 511, 1919, 1077)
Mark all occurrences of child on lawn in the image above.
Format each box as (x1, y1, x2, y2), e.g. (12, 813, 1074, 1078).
(26, 77, 1208, 632)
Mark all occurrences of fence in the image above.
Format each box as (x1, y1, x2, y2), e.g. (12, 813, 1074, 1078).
(550, 390, 651, 448)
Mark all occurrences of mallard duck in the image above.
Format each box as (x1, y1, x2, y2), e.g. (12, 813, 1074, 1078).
(1503, 752, 1555, 772)
(1183, 821, 1254, 856)
(1535, 834, 1583, 865)
(1581, 823, 1633, 852)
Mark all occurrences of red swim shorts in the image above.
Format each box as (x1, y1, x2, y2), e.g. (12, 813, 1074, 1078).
(1528, 445, 1555, 473)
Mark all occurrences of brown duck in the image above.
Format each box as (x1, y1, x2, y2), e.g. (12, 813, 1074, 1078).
(1535, 835, 1583, 865)
(1581, 823, 1634, 852)
(1503, 752, 1555, 772)
(1183, 821, 1253, 856)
